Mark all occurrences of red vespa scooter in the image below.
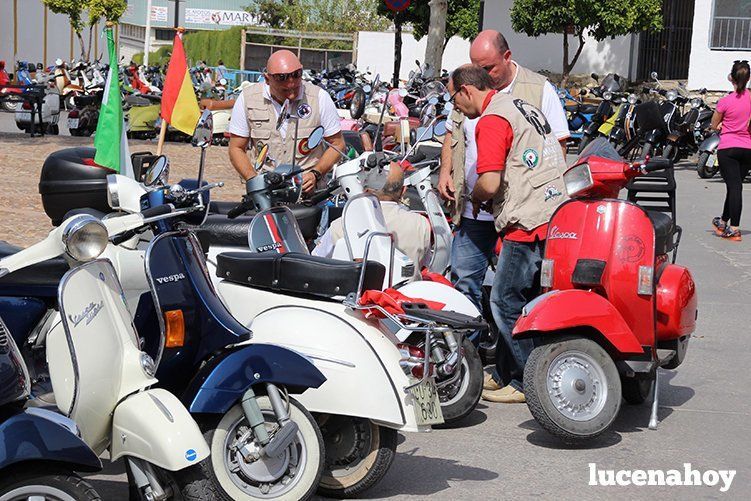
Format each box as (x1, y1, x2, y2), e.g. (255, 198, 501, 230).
(514, 138, 697, 443)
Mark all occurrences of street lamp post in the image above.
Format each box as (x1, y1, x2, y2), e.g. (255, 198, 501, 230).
(144, 0, 153, 66)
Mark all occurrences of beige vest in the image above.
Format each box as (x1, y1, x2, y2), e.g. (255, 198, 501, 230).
(481, 93, 568, 233)
(449, 64, 548, 223)
(243, 82, 325, 172)
(329, 202, 431, 281)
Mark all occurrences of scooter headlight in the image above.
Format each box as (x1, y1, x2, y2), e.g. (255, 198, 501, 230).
(627, 94, 638, 105)
(690, 97, 702, 109)
(666, 89, 678, 102)
(563, 163, 594, 197)
(603, 91, 613, 101)
(62, 215, 109, 262)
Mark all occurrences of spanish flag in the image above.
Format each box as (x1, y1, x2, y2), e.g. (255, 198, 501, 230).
(161, 30, 200, 135)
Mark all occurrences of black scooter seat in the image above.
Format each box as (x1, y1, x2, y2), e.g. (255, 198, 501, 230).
(197, 204, 323, 249)
(0, 241, 68, 294)
(216, 251, 385, 300)
(646, 211, 675, 256)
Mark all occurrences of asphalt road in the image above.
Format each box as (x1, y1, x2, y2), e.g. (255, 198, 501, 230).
(1, 114, 750, 499)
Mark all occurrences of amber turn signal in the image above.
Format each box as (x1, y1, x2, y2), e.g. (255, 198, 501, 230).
(164, 310, 185, 347)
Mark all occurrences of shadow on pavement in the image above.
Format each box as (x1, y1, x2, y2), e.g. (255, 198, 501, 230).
(360, 447, 499, 498)
(432, 409, 488, 430)
(520, 370, 695, 449)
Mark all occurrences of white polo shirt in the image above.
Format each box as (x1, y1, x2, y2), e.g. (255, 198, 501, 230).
(447, 62, 570, 222)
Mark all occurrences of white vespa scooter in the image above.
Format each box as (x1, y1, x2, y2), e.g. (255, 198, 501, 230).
(0, 212, 215, 500)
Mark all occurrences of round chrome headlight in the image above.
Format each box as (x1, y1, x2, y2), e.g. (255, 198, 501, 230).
(628, 94, 638, 105)
(666, 89, 678, 101)
(62, 215, 109, 262)
(690, 97, 702, 108)
(140, 352, 156, 377)
(338, 77, 346, 85)
(603, 91, 613, 101)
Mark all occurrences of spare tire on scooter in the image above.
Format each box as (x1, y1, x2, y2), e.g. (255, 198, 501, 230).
(435, 337, 483, 426)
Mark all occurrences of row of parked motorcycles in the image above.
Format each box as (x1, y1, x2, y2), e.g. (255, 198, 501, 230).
(560, 71, 721, 179)
(1, 70, 698, 498)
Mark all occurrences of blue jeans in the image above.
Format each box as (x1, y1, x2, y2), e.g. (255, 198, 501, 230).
(490, 238, 545, 391)
(450, 218, 497, 311)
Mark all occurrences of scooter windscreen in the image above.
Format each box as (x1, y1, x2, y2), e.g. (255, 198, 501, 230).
(247, 206, 309, 254)
(576, 137, 624, 163)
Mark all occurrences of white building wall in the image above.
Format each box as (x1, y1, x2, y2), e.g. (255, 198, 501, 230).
(356, 31, 471, 81)
(687, 0, 751, 91)
(0, 0, 101, 69)
(482, 0, 636, 79)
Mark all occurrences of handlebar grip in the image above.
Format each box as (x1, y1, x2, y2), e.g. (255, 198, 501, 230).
(643, 157, 673, 172)
(227, 201, 251, 219)
(111, 230, 137, 246)
(307, 185, 338, 205)
(404, 151, 426, 164)
(141, 205, 172, 219)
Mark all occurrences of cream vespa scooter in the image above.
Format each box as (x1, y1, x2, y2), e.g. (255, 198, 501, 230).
(0, 210, 215, 500)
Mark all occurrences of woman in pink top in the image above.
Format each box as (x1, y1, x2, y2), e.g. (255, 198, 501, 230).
(711, 60, 751, 241)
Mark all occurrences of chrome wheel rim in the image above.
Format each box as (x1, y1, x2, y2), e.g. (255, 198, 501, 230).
(546, 350, 608, 421)
(223, 411, 307, 498)
(0, 486, 78, 501)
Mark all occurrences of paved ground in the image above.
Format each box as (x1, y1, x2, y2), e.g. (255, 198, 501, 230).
(1, 113, 750, 499)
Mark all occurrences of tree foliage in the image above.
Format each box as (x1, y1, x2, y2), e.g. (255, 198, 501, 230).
(406, 0, 482, 43)
(43, 0, 127, 59)
(184, 26, 244, 68)
(510, 0, 663, 84)
(251, 0, 391, 34)
(87, 0, 128, 25)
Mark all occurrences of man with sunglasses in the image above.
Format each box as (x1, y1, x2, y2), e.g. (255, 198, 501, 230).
(228, 50, 344, 194)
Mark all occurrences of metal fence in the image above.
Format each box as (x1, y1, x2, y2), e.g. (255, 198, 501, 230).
(711, 16, 751, 49)
(637, 0, 695, 80)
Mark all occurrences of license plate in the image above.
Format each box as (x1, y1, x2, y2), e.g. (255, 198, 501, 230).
(16, 112, 30, 122)
(708, 154, 716, 167)
(409, 378, 444, 426)
(68, 118, 79, 129)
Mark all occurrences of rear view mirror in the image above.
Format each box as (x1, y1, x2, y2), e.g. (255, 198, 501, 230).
(650, 71, 658, 80)
(433, 120, 447, 137)
(144, 155, 169, 186)
(306, 126, 326, 150)
(579, 88, 588, 96)
(191, 109, 213, 149)
(591, 72, 599, 80)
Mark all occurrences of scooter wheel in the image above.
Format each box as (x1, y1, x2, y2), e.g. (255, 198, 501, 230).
(524, 336, 621, 443)
(697, 151, 718, 179)
(435, 337, 484, 425)
(317, 416, 397, 498)
(0, 467, 101, 500)
(201, 396, 324, 501)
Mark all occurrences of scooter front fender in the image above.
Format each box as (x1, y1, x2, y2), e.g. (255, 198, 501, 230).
(111, 388, 210, 471)
(699, 132, 720, 153)
(0, 408, 101, 473)
(513, 290, 644, 355)
(185, 343, 326, 414)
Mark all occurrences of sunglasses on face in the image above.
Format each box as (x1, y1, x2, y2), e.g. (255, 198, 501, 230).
(268, 69, 303, 82)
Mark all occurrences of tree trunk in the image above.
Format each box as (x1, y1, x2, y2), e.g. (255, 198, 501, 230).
(87, 25, 93, 61)
(393, 14, 402, 87)
(424, 0, 448, 78)
(561, 32, 569, 88)
(76, 32, 86, 60)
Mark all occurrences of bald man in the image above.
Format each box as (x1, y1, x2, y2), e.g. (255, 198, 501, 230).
(228, 50, 345, 193)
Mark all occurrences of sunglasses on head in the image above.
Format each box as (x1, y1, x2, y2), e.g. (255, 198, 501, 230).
(268, 68, 303, 82)
(734, 59, 749, 64)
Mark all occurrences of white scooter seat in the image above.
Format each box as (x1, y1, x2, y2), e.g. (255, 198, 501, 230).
(0, 241, 68, 290)
(216, 251, 385, 300)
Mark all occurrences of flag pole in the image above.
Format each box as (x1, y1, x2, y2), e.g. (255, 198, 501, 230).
(157, 26, 186, 156)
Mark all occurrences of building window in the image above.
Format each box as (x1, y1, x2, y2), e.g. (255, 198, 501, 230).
(155, 29, 174, 41)
(710, 0, 751, 49)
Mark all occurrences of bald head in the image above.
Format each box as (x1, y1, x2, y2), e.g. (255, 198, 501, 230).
(376, 162, 406, 202)
(469, 30, 514, 90)
(264, 50, 304, 104)
(266, 50, 302, 74)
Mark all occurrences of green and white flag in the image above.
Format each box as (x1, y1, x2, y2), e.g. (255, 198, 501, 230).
(94, 26, 134, 178)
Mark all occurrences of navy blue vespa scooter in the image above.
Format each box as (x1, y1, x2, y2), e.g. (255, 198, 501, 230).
(110, 111, 327, 501)
(0, 315, 103, 499)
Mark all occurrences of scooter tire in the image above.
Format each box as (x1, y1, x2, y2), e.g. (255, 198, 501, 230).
(524, 336, 621, 443)
(156, 460, 217, 501)
(317, 417, 397, 499)
(640, 142, 653, 160)
(201, 396, 324, 501)
(0, 467, 101, 501)
(697, 151, 718, 179)
(1, 101, 20, 112)
(436, 337, 483, 425)
(621, 377, 652, 405)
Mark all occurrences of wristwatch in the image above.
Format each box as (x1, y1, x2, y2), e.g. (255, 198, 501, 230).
(310, 169, 322, 182)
